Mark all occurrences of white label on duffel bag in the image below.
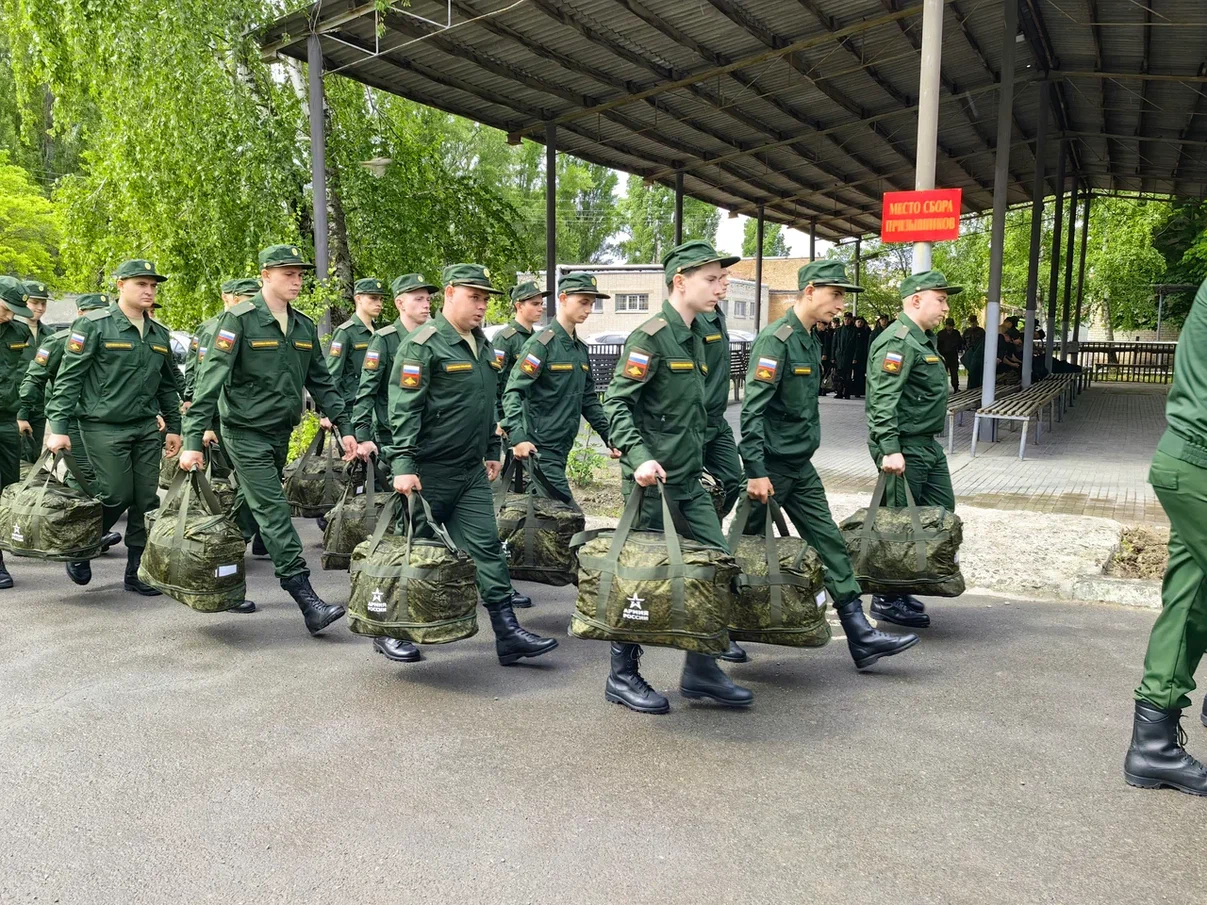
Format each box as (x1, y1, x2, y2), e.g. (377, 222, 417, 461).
(815, 591, 827, 608)
(355, 484, 365, 495)
(622, 592, 649, 622)
(368, 588, 387, 614)
(215, 564, 239, 578)
(954, 551, 960, 564)
(10, 525, 22, 543)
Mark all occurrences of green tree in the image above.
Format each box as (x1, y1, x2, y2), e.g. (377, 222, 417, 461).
(741, 218, 789, 257)
(617, 174, 719, 263)
(0, 152, 59, 279)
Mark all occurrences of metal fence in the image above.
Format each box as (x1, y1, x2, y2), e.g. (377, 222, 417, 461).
(1032, 341, 1177, 384)
(589, 341, 754, 392)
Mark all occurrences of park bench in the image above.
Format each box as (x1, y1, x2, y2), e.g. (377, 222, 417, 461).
(970, 375, 1072, 460)
(945, 384, 1020, 453)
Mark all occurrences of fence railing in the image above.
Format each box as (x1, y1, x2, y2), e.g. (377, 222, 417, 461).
(1032, 340, 1177, 384)
(589, 341, 755, 392)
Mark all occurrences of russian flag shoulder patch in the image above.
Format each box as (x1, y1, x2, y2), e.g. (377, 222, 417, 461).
(882, 351, 905, 374)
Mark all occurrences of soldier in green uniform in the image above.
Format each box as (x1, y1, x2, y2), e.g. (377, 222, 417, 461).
(182, 278, 260, 412)
(323, 277, 384, 428)
(1124, 278, 1207, 796)
(46, 260, 181, 592)
(741, 261, 919, 671)
(502, 270, 618, 501)
(180, 244, 357, 636)
(602, 240, 752, 714)
(495, 280, 550, 422)
(0, 277, 35, 589)
(18, 280, 50, 462)
(697, 275, 743, 520)
(383, 263, 558, 667)
(863, 271, 961, 630)
(18, 293, 122, 554)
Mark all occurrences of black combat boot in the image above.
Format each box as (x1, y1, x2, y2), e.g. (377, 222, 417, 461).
(100, 531, 121, 553)
(65, 559, 92, 586)
(1124, 700, 1207, 795)
(605, 643, 669, 714)
(680, 652, 753, 707)
(837, 600, 920, 669)
(1202, 696, 1207, 729)
(510, 588, 533, 609)
(870, 594, 931, 628)
(281, 573, 345, 635)
(124, 547, 161, 596)
(227, 599, 257, 614)
(719, 638, 748, 663)
(484, 599, 557, 665)
(0, 551, 12, 589)
(373, 637, 422, 663)
(251, 533, 269, 556)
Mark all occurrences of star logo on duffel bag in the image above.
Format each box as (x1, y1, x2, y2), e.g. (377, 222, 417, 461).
(501, 540, 511, 559)
(368, 588, 387, 613)
(11, 525, 23, 543)
(622, 592, 649, 621)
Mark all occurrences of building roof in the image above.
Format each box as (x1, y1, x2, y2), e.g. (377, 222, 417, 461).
(260, 0, 1207, 241)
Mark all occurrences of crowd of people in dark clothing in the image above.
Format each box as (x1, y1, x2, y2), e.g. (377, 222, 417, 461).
(815, 312, 891, 399)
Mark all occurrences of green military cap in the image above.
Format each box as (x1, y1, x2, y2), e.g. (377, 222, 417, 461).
(257, 244, 314, 270)
(0, 276, 33, 317)
(220, 277, 261, 296)
(558, 271, 610, 299)
(509, 279, 552, 303)
(901, 270, 963, 298)
(353, 277, 386, 296)
(441, 263, 503, 295)
(391, 273, 439, 296)
(22, 280, 50, 300)
(76, 292, 110, 311)
(798, 259, 863, 292)
(662, 239, 740, 283)
(115, 259, 168, 282)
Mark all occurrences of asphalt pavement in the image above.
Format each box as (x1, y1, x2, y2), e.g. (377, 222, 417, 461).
(2, 520, 1205, 905)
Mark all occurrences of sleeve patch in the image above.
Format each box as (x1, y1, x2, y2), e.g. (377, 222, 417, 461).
(67, 332, 87, 354)
(882, 351, 904, 374)
(330, 340, 343, 357)
(215, 329, 237, 352)
(520, 352, 542, 375)
(622, 348, 651, 381)
(198, 347, 207, 361)
(399, 360, 423, 389)
(753, 357, 779, 383)
(363, 349, 381, 370)
(492, 348, 505, 369)
(190, 339, 199, 351)
(34, 348, 49, 365)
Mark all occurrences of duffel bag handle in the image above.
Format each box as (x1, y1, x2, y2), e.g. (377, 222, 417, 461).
(860, 471, 928, 572)
(365, 490, 458, 559)
(524, 453, 572, 505)
(206, 442, 238, 491)
(493, 453, 519, 514)
(727, 495, 792, 627)
(19, 448, 95, 555)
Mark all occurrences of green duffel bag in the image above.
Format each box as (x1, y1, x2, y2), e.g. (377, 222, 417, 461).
(347, 492, 479, 644)
(839, 472, 966, 598)
(322, 458, 390, 571)
(725, 497, 830, 648)
(140, 468, 247, 613)
(20, 430, 40, 464)
(569, 483, 739, 655)
(283, 428, 347, 518)
(159, 449, 181, 489)
(494, 455, 584, 587)
(0, 449, 103, 561)
(162, 445, 238, 516)
(700, 470, 726, 518)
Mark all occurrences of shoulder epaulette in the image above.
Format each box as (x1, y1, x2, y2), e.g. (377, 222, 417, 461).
(536, 329, 556, 346)
(337, 318, 355, 332)
(377, 324, 398, 337)
(894, 324, 910, 339)
(229, 300, 256, 317)
(292, 308, 315, 326)
(639, 318, 667, 337)
(499, 325, 517, 340)
(773, 323, 794, 342)
(51, 327, 71, 341)
(410, 325, 437, 345)
(84, 309, 110, 322)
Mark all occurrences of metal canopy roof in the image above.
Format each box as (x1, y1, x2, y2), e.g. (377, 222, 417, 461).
(259, 0, 1207, 242)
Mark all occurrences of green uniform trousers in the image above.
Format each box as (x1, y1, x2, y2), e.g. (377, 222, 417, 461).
(876, 436, 956, 510)
(0, 419, 20, 493)
(21, 415, 44, 464)
(623, 479, 728, 550)
(746, 460, 863, 606)
(1136, 448, 1207, 710)
(66, 420, 97, 493)
(410, 465, 512, 607)
(703, 420, 744, 519)
(78, 418, 162, 549)
(223, 424, 306, 580)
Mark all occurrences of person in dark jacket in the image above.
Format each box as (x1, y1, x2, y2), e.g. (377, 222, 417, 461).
(962, 315, 985, 351)
(936, 317, 963, 391)
(851, 316, 872, 397)
(832, 313, 856, 399)
(815, 321, 833, 396)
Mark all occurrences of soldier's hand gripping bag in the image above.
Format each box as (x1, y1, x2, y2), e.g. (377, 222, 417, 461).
(570, 482, 739, 655)
(494, 455, 584, 586)
(322, 457, 389, 571)
(159, 449, 181, 489)
(839, 472, 965, 598)
(162, 444, 237, 516)
(0, 450, 102, 561)
(139, 469, 247, 613)
(283, 427, 348, 517)
(347, 492, 478, 644)
(725, 496, 830, 647)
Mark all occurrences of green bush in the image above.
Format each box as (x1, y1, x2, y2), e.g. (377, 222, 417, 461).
(566, 433, 607, 488)
(288, 410, 321, 464)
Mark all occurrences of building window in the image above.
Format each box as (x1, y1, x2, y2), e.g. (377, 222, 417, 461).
(615, 293, 649, 313)
(592, 297, 604, 312)
(733, 300, 748, 318)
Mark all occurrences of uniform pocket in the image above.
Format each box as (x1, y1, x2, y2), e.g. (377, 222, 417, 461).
(1148, 457, 1179, 492)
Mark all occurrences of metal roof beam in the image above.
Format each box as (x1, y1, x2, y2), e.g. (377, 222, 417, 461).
(1172, 62, 1207, 190)
(1019, 0, 1086, 181)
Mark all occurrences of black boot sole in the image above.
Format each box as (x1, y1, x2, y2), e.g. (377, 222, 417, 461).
(605, 690, 670, 714)
(1202, 711, 1207, 729)
(871, 609, 931, 629)
(1124, 771, 1207, 796)
(66, 565, 91, 586)
(497, 638, 558, 665)
(680, 687, 754, 707)
(124, 582, 161, 597)
(720, 650, 749, 663)
(0, 575, 12, 590)
(305, 606, 346, 636)
(851, 633, 920, 670)
(227, 602, 257, 614)
(374, 642, 422, 663)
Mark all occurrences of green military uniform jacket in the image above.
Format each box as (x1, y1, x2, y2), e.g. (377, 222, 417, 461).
(1157, 279, 1207, 466)
(46, 305, 180, 435)
(697, 306, 731, 426)
(385, 312, 503, 477)
(494, 319, 534, 422)
(865, 312, 949, 456)
(182, 292, 348, 452)
(182, 313, 223, 403)
(351, 317, 407, 444)
(738, 307, 823, 479)
(18, 328, 67, 421)
(603, 299, 708, 495)
(500, 319, 609, 449)
(326, 314, 375, 412)
(0, 319, 34, 416)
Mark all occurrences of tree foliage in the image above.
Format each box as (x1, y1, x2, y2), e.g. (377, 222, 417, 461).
(0, 152, 60, 279)
(616, 175, 720, 264)
(741, 218, 789, 258)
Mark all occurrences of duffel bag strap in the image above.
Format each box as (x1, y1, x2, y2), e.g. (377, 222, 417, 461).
(405, 491, 457, 560)
(190, 467, 226, 516)
(595, 482, 646, 623)
(208, 442, 238, 492)
(366, 493, 402, 555)
(763, 502, 786, 628)
(24, 449, 61, 553)
(493, 455, 519, 515)
(657, 480, 689, 633)
(860, 470, 929, 573)
(525, 453, 572, 505)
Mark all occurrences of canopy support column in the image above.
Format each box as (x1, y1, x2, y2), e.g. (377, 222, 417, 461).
(854, 237, 862, 318)
(1072, 192, 1092, 363)
(673, 172, 684, 245)
(545, 122, 557, 322)
(911, 0, 944, 274)
(753, 204, 765, 332)
(307, 32, 331, 336)
(809, 218, 817, 261)
(1022, 76, 1048, 387)
(1045, 129, 1067, 370)
(1061, 179, 1080, 360)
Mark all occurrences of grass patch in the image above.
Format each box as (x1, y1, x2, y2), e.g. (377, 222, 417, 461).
(1107, 526, 1170, 580)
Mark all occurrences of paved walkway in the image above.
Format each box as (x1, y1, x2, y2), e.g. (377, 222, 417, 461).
(725, 382, 1169, 524)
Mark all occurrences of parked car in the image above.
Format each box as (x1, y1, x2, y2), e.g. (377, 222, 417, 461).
(728, 329, 755, 343)
(585, 331, 630, 346)
(169, 330, 193, 377)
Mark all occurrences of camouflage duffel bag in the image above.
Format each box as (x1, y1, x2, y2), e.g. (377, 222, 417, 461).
(347, 492, 478, 644)
(569, 483, 739, 655)
(494, 455, 584, 586)
(0, 450, 103, 561)
(724, 497, 830, 648)
(839, 473, 965, 598)
(140, 469, 247, 613)
(159, 449, 181, 489)
(283, 428, 347, 518)
(162, 445, 238, 515)
(322, 458, 390, 571)
(700, 470, 726, 519)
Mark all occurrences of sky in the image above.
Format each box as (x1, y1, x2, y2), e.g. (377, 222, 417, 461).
(714, 214, 836, 260)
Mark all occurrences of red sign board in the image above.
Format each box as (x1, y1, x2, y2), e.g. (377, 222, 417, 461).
(880, 189, 962, 243)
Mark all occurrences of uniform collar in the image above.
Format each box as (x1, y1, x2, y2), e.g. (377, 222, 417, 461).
(549, 318, 580, 347)
(510, 318, 534, 336)
(112, 303, 154, 335)
(434, 312, 484, 351)
(350, 312, 374, 332)
(896, 311, 934, 346)
(251, 292, 301, 333)
(659, 298, 695, 345)
(785, 307, 820, 348)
